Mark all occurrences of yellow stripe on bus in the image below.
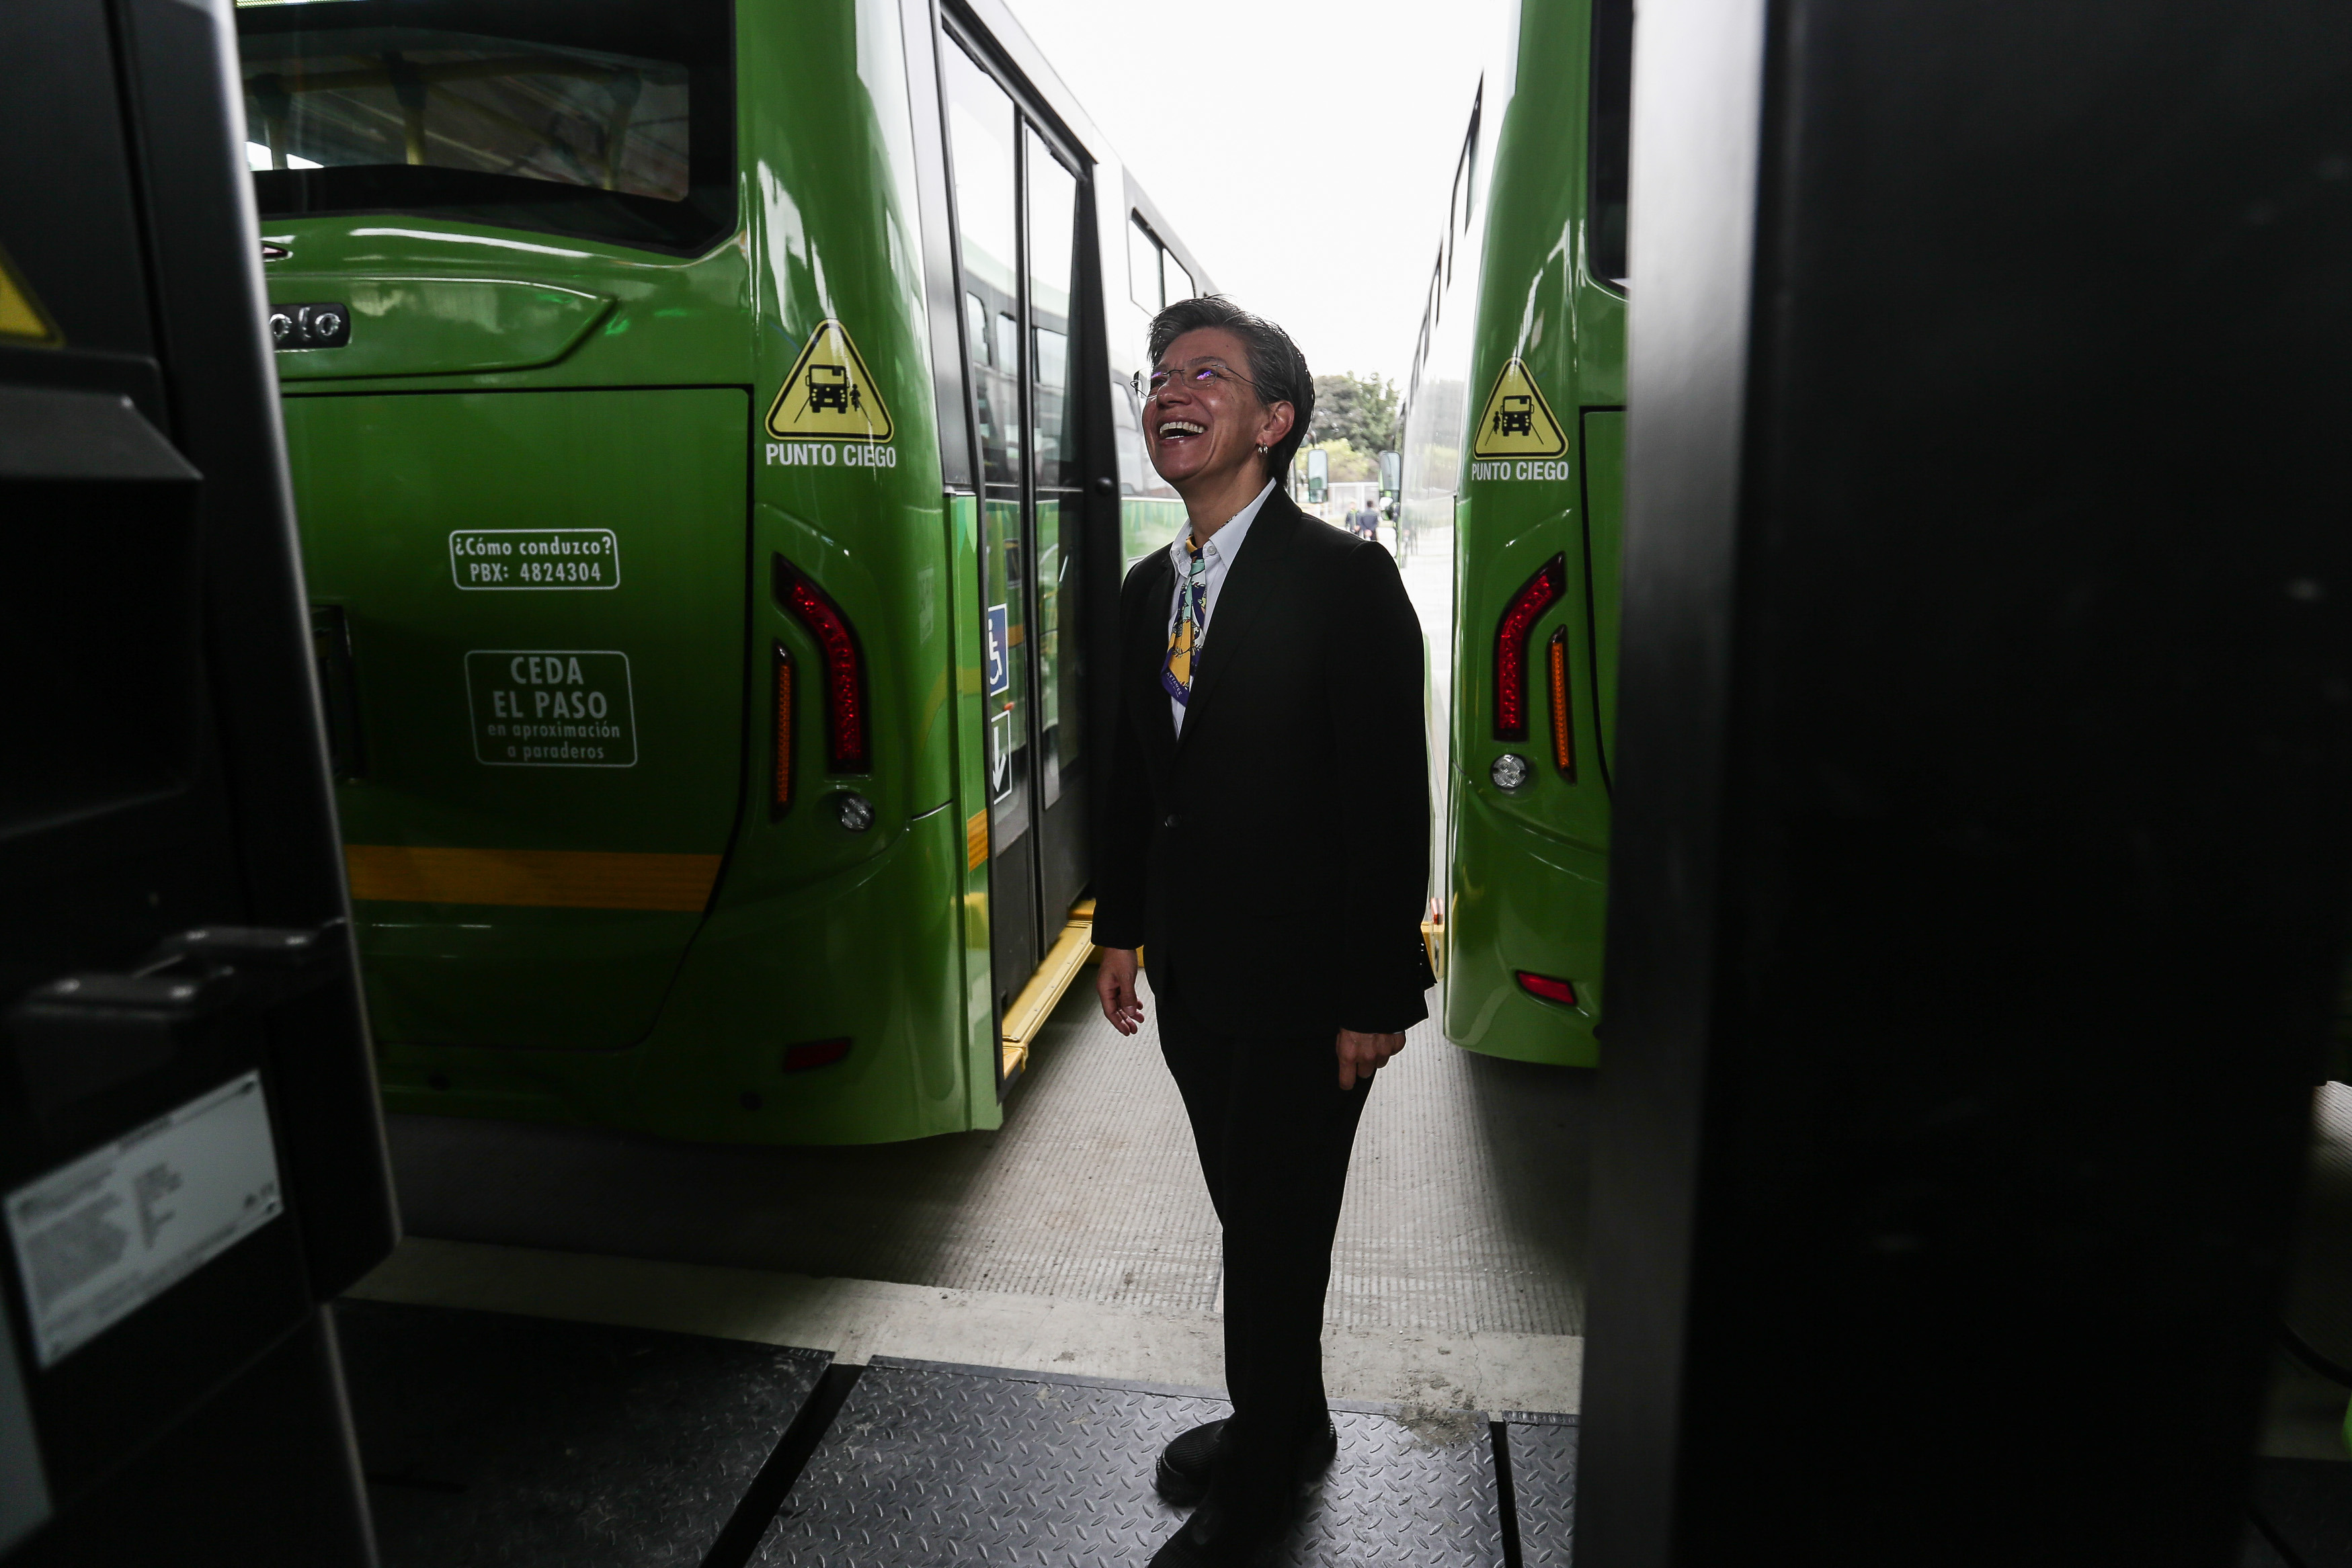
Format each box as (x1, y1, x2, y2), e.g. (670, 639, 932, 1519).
(344, 845, 720, 912)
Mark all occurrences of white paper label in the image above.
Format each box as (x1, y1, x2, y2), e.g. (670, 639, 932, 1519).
(6, 1073, 283, 1366)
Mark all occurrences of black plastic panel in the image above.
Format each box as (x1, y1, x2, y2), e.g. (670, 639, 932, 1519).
(1584, 1, 2352, 1562)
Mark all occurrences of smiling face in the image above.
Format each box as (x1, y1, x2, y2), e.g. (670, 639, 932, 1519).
(1144, 327, 1295, 496)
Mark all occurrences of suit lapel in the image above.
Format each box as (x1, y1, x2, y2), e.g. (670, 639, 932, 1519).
(1133, 550, 1179, 776)
(1176, 495, 1300, 755)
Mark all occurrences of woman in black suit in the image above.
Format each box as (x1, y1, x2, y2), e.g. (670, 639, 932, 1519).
(1093, 296, 1433, 1567)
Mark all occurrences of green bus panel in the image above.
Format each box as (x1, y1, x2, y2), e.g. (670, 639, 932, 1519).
(240, 0, 1182, 1142)
(374, 800, 971, 1143)
(1412, 0, 1627, 1067)
(629, 799, 971, 1143)
(286, 388, 749, 1053)
(1444, 784, 1606, 1065)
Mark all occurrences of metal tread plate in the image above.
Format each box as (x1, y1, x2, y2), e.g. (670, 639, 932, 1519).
(2249, 1456, 2352, 1568)
(334, 1298, 829, 1568)
(753, 1359, 1501, 1566)
(1504, 1414, 1578, 1567)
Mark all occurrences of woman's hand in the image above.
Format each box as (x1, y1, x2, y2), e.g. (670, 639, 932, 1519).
(1336, 1028, 1405, 1089)
(1097, 947, 1145, 1036)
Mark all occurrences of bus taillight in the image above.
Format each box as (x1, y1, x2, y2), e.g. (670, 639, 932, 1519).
(782, 1037, 852, 1071)
(1516, 971, 1578, 1007)
(774, 556, 870, 773)
(1495, 554, 1565, 741)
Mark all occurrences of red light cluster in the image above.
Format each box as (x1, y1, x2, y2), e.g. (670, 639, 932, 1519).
(782, 1036, 852, 1072)
(1516, 971, 1578, 1007)
(1495, 555, 1566, 741)
(774, 557, 870, 773)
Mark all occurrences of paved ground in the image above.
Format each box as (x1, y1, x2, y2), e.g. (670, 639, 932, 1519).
(350, 1235, 1586, 1418)
(387, 975, 1593, 1339)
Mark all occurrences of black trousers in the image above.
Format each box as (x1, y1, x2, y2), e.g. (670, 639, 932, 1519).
(1157, 981, 1373, 1516)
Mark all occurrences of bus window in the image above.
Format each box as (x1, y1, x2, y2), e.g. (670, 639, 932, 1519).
(235, 0, 734, 253)
(1446, 172, 1461, 283)
(1112, 383, 1147, 497)
(1459, 91, 1482, 235)
(965, 292, 989, 365)
(1028, 142, 1079, 494)
(995, 313, 1021, 382)
(942, 40, 1029, 861)
(1589, 0, 1632, 288)
(1028, 130, 1080, 808)
(1032, 327, 1069, 399)
(1129, 214, 1162, 313)
(1166, 253, 1194, 303)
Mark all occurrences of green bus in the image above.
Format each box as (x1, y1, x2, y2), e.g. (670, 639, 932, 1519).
(1399, 0, 1631, 1067)
(236, 0, 1203, 1142)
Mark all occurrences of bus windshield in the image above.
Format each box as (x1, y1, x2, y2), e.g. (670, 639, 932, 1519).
(235, 0, 734, 253)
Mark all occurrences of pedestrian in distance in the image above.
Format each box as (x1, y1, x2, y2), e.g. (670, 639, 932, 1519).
(1095, 296, 1434, 1567)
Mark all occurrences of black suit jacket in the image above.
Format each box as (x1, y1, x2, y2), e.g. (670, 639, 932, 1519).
(1092, 489, 1434, 1036)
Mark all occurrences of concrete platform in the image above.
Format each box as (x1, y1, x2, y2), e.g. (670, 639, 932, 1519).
(387, 978, 1589, 1334)
(348, 1236, 1584, 1419)
(373, 975, 1591, 1415)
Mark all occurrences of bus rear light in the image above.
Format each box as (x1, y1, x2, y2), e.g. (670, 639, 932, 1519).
(772, 641, 795, 812)
(774, 556, 870, 773)
(1547, 627, 1576, 779)
(1495, 554, 1565, 740)
(1516, 971, 1578, 1007)
(782, 1036, 851, 1072)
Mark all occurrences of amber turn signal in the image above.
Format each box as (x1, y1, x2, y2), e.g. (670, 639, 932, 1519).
(1547, 626, 1575, 780)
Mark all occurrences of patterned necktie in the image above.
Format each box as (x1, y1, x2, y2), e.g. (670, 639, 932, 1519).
(1161, 539, 1206, 706)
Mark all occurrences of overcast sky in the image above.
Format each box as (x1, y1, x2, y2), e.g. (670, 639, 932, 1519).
(999, 0, 1502, 392)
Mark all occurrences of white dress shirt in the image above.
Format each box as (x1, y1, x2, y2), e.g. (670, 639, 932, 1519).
(1167, 477, 1277, 735)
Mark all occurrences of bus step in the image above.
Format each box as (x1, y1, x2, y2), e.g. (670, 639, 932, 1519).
(1001, 904, 1097, 1083)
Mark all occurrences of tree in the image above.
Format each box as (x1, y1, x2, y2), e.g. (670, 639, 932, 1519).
(1307, 372, 1400, 458)
(1307, 439, 1379, 483)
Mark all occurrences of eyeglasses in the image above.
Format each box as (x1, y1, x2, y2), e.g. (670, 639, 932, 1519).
(1131, 358, 1262, 403)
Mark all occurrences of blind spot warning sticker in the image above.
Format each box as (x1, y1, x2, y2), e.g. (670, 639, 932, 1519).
(1471, 358, 1568, 458)
(766, 319, 893, 442)
(0, 244, 60, 348)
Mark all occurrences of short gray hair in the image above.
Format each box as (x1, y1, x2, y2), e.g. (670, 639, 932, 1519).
(1146, 296, 1316, 487)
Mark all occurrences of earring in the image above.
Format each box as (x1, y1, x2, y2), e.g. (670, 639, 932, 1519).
(1256, 444, 1268, 455)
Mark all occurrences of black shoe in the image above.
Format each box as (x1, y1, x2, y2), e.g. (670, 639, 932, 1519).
(1153, 1416, 1340, 1507)
(1146, 1497, 1287, 1567)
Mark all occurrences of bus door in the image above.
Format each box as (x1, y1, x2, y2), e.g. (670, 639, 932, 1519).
(941, 42, 1091, 1019)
